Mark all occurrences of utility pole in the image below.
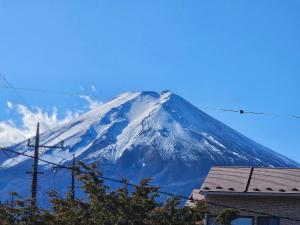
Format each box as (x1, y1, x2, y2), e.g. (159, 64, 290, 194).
(27, 122, 64, 214)
(9, 192, 17, 208)
(53, 154, 77, 200)
(31, 122, 40, 211)
(71, 154, 75, 201)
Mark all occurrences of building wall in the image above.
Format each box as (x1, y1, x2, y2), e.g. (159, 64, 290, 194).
(206, 195, 300, 225)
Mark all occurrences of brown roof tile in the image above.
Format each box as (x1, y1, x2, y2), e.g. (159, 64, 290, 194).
(200, 167, 300, 195)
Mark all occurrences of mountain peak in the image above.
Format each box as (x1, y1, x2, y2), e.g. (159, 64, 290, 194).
(0, 91, 298, 202)
(160, 90, 173, 95)
(118, 90, 175, 98)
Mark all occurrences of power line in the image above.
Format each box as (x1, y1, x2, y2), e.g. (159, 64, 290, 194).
(0, 74, 68, 149)
(0, 74, 28, 141)
(1, 81, 299, 120)
(219, 108, 264, 115)
(0, 85, 81, 97)
(0, 146, 299, 222)
(0, 74, 31, 141)
(0, 149, 21, 167)
(0, 74, 99, 155)
(1, 74, 300, 220)
(0, 74, 299, 221)
(0, 73, 29, 105)
(199, 106, 300, 120)
(26, 123, 64, 214)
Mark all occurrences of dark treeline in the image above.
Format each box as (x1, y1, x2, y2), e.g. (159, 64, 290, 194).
(0, 163, 236, 225)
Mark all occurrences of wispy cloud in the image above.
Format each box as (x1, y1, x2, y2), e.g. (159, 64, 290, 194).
(7, 101, 13, 109)
(79, 95, 103, 110)
(91, 85, 97, 92)
(0, 94, 101, 147)
(0, 103, 79, 147)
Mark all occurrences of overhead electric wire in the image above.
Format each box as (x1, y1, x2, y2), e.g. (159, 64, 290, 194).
(0, 84, 81, 97)
(0, 73, 29, 105)
(0, 73, 67, 150)
(0, 73, 99, 154)
(199, 106, 299, 119)
(1, 74, 300, 222)
(0, 150, 21, 167)
(219, 108, 265, 115)
(0, 80, 299, 120)
(1, 73, 300, 220)
(0, 146, 299, 222)
(0, 74, 31, 142)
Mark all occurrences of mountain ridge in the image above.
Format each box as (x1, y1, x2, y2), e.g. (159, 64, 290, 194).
(0, 90, 298, 202)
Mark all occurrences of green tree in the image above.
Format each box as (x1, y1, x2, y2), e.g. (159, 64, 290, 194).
(216, 209, 239, 225)
(0, 162, 209, 225)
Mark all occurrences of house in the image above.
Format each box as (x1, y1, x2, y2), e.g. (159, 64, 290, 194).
(187, 167, 300, 225)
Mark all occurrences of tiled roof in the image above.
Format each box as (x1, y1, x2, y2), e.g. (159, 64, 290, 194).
(200, 167, 300, 195)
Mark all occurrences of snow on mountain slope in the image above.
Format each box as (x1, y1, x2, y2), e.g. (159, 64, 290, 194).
(0, 91, 298, 202)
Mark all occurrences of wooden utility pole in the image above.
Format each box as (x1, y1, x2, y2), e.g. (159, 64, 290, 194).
(27, 122, 64, 214)
(71, 154, 75, 201)
(31, 122, 40, 210)
(52, 154, 77, 201)
(9, 192, 17, 208)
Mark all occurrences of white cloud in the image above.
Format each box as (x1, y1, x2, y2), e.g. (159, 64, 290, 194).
(6, 101, 13, 110)
(79, 95, 103, 110)
(0, 104, 79, 147)
(91, 85, 97, 92)
(0, 120, 23, 147)
(0, 94, 102, 147)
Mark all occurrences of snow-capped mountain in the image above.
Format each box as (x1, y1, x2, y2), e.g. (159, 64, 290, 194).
(0, 91, 298, 203)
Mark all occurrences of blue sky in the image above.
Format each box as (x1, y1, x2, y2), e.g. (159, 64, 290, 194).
(0, 1, 300, 162)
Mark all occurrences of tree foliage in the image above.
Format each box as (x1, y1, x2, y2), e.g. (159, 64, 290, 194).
(0, 162, 208, 225)
(216, 209, 239, 225)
